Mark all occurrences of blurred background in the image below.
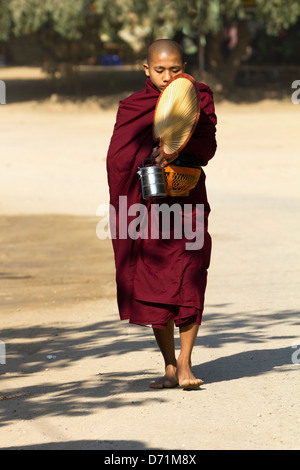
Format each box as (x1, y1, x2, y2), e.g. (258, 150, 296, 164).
(1, 0, 299, 101)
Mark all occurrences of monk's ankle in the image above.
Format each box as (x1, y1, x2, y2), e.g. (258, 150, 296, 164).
(177, 353, 190, 364)
(165, 363, 177, 373)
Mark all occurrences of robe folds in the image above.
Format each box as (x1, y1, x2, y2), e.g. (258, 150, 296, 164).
(106, 77, 217, 327)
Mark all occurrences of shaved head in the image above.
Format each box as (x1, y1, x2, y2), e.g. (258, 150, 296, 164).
(144, 39, 186, 91)
(147, 39, 184, 65)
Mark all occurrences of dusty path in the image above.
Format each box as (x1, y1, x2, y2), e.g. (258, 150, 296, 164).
(0, 68, 299, 449)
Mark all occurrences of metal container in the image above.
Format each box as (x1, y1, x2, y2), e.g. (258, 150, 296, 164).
(137, 165, 167, 199)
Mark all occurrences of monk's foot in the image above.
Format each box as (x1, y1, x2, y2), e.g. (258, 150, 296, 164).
(176, 356, 203, 389)
(150, 364, 178, 389)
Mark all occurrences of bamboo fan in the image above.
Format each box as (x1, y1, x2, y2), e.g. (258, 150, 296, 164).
(153, 73, 201, 158)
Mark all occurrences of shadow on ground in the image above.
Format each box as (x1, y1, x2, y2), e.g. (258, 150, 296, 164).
(0, 215, 298, 425)
(0, 215, 115, 313)
(4, 69, 146, 107)
(1, 439, 147, 450)
(0, 307, 298, 425)
(3, 67, 294, 106)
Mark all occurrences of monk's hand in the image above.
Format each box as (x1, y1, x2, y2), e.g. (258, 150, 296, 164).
(150, 146, 177, 168)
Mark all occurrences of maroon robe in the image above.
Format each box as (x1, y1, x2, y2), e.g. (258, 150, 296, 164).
(106, 77, 217, 327)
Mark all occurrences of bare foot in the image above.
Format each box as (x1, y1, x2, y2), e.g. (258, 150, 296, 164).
(150, 364, 178, 389)
(177, 357, 203, 389)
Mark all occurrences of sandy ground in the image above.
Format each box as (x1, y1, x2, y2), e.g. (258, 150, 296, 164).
(0, 67, 299, 450)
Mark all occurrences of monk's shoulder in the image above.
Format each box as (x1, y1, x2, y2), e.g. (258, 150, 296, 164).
(197, 82, 214, 98)
(114, 88, 149, 126)
(119, 88, 147, 108)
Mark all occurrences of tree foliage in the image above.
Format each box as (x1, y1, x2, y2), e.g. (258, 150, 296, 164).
(0, 0, 89, 41)
(254, 0, 300, 35)
(2, 0, 300, 42)
(0, 0, 299, 86)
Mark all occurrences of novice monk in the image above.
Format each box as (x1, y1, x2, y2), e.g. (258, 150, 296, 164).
(106, 39, 217, 388)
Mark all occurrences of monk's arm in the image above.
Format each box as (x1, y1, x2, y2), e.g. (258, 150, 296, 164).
(183, 88, 217, 166)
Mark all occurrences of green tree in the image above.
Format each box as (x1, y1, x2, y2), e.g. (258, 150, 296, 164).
(1, 0, 300, 88)
(110, 0, 300, 88)
(0, 0, 104, 76)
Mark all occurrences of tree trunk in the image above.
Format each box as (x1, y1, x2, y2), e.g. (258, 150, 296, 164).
(206, 21, 251, 91)
(197, 33, 205, 72)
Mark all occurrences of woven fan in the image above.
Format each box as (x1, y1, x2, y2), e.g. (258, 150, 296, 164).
(153, 73, 201, 159)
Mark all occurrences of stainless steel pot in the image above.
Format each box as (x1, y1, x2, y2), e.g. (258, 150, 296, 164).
(137, 164, 167, 199)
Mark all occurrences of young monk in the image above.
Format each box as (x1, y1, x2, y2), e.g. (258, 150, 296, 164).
(106, 39, 217, 388)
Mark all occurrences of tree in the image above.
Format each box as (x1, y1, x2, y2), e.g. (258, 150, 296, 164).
(204, 0, 300, 89)
(110, 0, 300, 88)
(0, 0, 107, 76)
(1, 0, 300, 89)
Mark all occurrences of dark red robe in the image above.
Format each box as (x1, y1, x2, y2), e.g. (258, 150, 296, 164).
(106, 77, 217, 328)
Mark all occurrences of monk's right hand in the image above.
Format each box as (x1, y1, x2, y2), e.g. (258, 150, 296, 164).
(150, 146, 161, 159)
(150, 146, 168, 167)
(151, 146, 178, 168)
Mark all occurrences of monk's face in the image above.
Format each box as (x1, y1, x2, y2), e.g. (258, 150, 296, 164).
(144, 51, 186, 92)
